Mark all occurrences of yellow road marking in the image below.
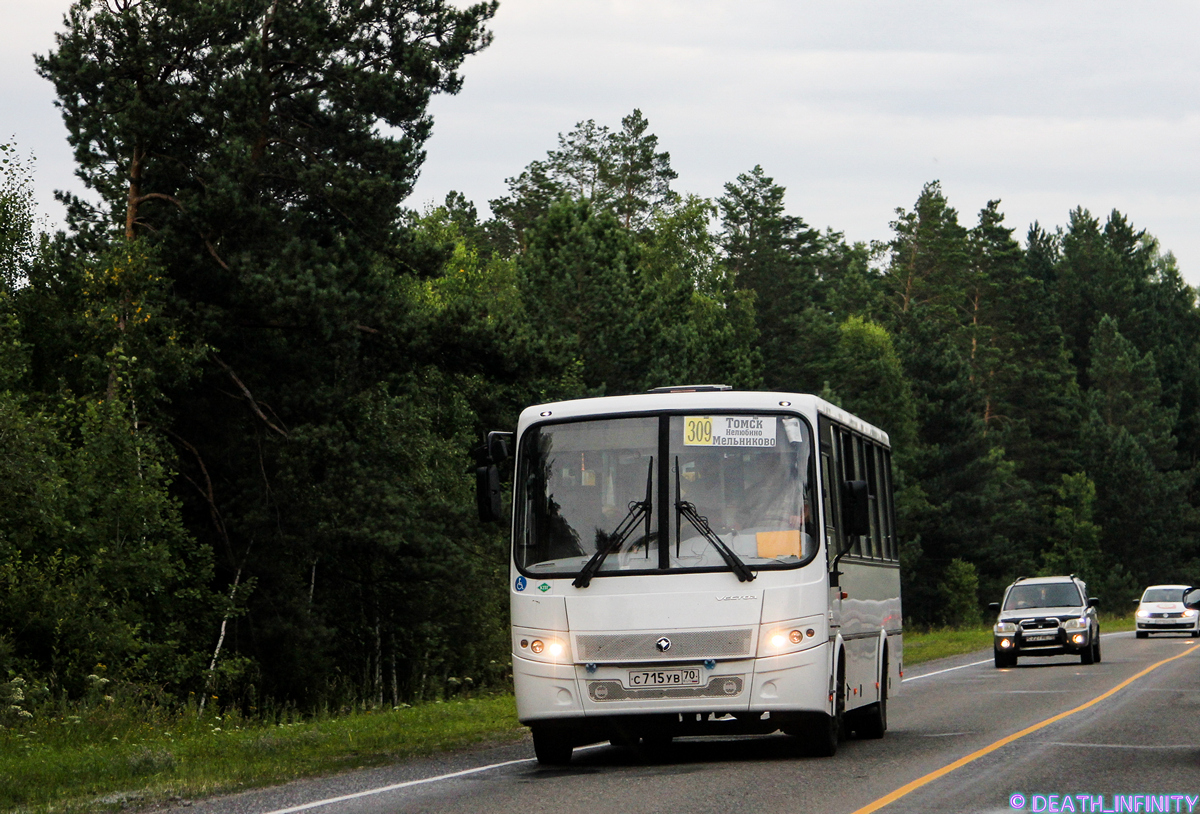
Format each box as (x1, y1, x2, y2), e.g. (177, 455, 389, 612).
(849, 644, 1199, 814)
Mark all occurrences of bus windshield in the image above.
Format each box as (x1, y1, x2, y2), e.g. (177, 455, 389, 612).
(514, 413, 818, 579)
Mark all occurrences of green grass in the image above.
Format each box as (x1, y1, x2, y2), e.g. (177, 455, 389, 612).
(0, 695, 526, 813)
(903, 612, 1135, 666)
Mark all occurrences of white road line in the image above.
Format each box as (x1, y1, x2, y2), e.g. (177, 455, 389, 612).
(256, 743, 606, 814)
(257, 758, 536, 814)
(902, 659, 991, 682)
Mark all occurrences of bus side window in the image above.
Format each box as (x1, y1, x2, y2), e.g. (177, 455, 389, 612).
(821, 452, 840, 564)
(819, 417, 842, 566)
(882, 448, 896, 560)
(840, 430, 863, 557)
(866, 443, 883, 559)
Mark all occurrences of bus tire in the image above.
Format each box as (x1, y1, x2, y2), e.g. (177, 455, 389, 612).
(855, 652, 887, 739)
(788, 712, 838, 757)
(532, 725, 573, 766)
(800, 650, 846, 756)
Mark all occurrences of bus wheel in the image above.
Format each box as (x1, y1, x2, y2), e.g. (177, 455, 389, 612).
(856, 655, 887, 739)
(798, 654, 845, 756)
(532, 725, 573, 766)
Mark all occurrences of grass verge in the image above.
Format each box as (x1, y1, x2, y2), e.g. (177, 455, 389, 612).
(0, 695, 525, 813)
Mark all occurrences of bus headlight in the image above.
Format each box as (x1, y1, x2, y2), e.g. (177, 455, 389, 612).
(514, 628, 572, 664)
(757, 616, 823, 657)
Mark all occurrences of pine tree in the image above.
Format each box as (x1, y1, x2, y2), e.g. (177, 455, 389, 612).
(717, 165, 820, 391)
(37, 0, 502, 702)
(489, 109, 679, 246)
(1080, 315, 1198, 585)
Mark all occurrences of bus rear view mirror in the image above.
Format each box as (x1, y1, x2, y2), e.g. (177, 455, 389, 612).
(488, 432, 512, 464)
(476, 465, 502, 523)
(842, 479, 870, 537)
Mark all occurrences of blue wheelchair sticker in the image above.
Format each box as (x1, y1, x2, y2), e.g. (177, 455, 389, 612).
(514, 576, 527, 592)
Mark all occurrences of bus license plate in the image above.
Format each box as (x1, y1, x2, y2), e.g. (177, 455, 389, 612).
(627, 668, 702, 688)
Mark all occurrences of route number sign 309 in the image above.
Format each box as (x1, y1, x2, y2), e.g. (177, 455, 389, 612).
(684, 416, 713, 445)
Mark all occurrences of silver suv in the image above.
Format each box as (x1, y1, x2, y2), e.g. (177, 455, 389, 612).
(989, 575, 1100, 668)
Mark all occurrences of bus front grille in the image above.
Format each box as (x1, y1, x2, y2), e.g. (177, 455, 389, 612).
(587, 676, 745, 701)
(575, 629, 755, 662)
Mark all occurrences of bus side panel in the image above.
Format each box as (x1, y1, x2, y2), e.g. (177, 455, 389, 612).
(838, 559, 902, 712)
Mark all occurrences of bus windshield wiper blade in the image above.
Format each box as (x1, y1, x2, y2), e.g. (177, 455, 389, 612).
(674, 457, 754, 582)
(573, 458, 653, 589)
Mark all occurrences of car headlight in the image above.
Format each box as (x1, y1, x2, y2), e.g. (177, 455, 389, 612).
(1136, 608, 1151, 618)
(1184, 609, 1198, 618)
(994, 622, 1017, 634)
(1063, 617, 1089, 630)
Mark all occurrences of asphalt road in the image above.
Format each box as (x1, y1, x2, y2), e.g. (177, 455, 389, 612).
(166, 631, 1200, 814)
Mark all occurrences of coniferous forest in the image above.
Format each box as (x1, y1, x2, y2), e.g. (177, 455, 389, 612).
(2, 0, 1199, 714)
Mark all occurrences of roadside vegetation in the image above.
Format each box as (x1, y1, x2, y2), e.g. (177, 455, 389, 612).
(0, 690, 523, 813)
(1, 616, 1141, 813)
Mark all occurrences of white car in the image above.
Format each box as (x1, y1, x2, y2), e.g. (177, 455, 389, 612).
(1134, 585, 1200, 638)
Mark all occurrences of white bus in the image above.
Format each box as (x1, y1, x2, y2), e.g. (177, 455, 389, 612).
(476, 386, 902, 764)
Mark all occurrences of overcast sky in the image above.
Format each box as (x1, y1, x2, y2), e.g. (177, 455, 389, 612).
(5, 1, 1200, 285)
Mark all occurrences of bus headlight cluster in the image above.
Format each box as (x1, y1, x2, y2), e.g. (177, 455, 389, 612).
(757, 617, 823, 657)
(514, 628, 571, 663)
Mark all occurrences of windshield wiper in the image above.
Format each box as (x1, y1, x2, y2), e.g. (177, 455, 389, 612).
(674, 457, 755, 583)
(573, 458, 654, 588)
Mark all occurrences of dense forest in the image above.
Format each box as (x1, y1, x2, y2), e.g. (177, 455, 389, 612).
(2, 0, 1199, 716)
